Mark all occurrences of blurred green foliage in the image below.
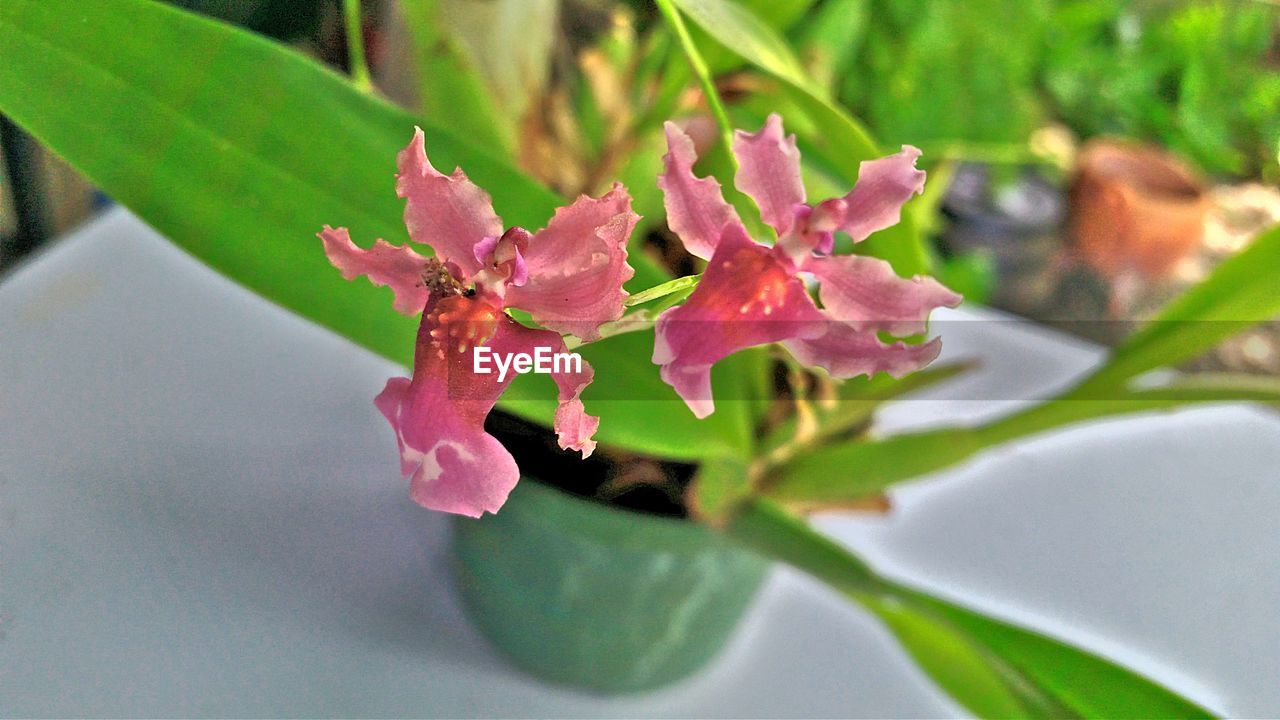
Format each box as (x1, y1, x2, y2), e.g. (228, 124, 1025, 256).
(1043, 0, 1280, 178)
(167, 0, 331, 41)
(803, 0, 1278, 179)
(839, 0, 1050, 148)
(4, 1, 1278, 714)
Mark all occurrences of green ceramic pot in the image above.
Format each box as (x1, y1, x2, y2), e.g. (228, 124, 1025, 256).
(450, 480, 770, 694)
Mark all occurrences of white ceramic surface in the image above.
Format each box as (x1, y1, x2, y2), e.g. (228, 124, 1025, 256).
(2, 210, 1277, 717)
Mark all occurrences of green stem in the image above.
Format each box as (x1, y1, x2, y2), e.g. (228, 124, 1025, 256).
(653, 0, 735, 163)
(343, 0, 374, 93)
(625, 273, 701, 307)
(934, 140, 1058, 167)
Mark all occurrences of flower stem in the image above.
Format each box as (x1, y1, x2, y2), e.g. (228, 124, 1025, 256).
(344, 0, 374, 93)
(653, 0, 735, 164)
(625, 273, 702, 307)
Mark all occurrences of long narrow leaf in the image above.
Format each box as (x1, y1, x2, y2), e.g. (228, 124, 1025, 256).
(1079, 223, 1280, 391)
(400, 0, 515, 156)
(0, 0, 753, 460)
(725, 499, 1214, 718)
(765, 373, 1280, 504)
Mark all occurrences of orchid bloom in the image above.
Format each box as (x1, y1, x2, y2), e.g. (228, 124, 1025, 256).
(320, 128, 637, 517)
(654, 114, 961, 418)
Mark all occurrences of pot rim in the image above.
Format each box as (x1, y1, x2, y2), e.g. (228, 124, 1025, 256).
(466, 479, 739, 556)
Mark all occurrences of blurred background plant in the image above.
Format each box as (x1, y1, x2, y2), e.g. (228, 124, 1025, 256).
(5, 0, 1275, 529)
(4, 0, 1280, 714)
(3, 0, 1277, 454)
(6, 0, 1276, 329)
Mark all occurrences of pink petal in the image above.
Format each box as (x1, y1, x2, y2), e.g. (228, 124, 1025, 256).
(839, 145, 927, 242)
(505, 184, 637, 341)
(657, 122, 743, 261)
(474, 227, 531, 293)
(319, 225, 429, 316)
(375, 376, 518, 518)
(374, 294, 515, 518)
(488, 321, 600, 457)
(396, 127, 504, 280)
(471, 235, 500, 265)
(733, 113, 806, 237)
(553, 396, 599, 457)
(784, 316, 943, 379)
(806, 254, 961, 337)
(653, 353, 716, 420)
(653, 224, 825, 418)
(778, 199, 844, 260)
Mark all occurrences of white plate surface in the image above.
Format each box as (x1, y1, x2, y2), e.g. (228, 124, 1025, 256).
(2, 210, 1277, 717)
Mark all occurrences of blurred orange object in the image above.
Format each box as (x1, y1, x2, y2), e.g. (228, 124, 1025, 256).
(1068, 139, 1208, 282)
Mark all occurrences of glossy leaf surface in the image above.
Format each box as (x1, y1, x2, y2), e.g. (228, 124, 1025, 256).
(0, 0, 754, 460)
(726, 499, 1214, 718)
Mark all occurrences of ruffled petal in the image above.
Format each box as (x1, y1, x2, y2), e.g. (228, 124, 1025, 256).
(808, 252, 962, 335)
(319, 225, 430, 316)
(487, 321, 599, 457)
(653, 224, 825, 418)
(374, 294, 516, 518)
(554, 396, 599, 457)
(375, 376, 518, 518)
(396, 127, 504, 280)
(807, 254, 961, 336)
(733, 113, 805, 237)
(505, 184, 637, 341)
(657, 122, 743, 261)
(784, 316, 943, 379)
(777, 199, 845, 261)
(839, 145, 927, 242)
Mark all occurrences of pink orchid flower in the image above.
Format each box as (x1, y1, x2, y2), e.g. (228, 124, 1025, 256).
(654, 114, 961, 418)
(320, 128, 637, 517)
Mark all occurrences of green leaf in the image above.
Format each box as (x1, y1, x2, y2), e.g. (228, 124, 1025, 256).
(1120, 373, 1280, 404)
(653, 0, 735, 154)
(610, 126, 668, 240)
(0, 0, 752, 460)
(759, 361, 975, 457)
(341, 0, 373, 93)
(626, 273, 702, 307)
(1079, 223, 1280, 391)
(400, 0, 515, 156)
(668, 0, 811, 88)
(766, 426, 983, 504)
(887, 586, 1214, 719)
(792, 0, 868, 92)
(764, 373, 1280, 506)
(653, 0, 773, 241)
(567, 333, 755, 460)
(732, 0, 815, 38)
(666, 0, 931, 276)
(422, 0, 557, 133)
(673, 0, 816, 82)
(724, 499, 1214, 718)
(688, 455, 753, 524)
(860, 595, 1048, 718)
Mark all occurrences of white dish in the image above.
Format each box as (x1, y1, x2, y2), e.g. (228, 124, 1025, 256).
(2, 210, 1276, 716)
